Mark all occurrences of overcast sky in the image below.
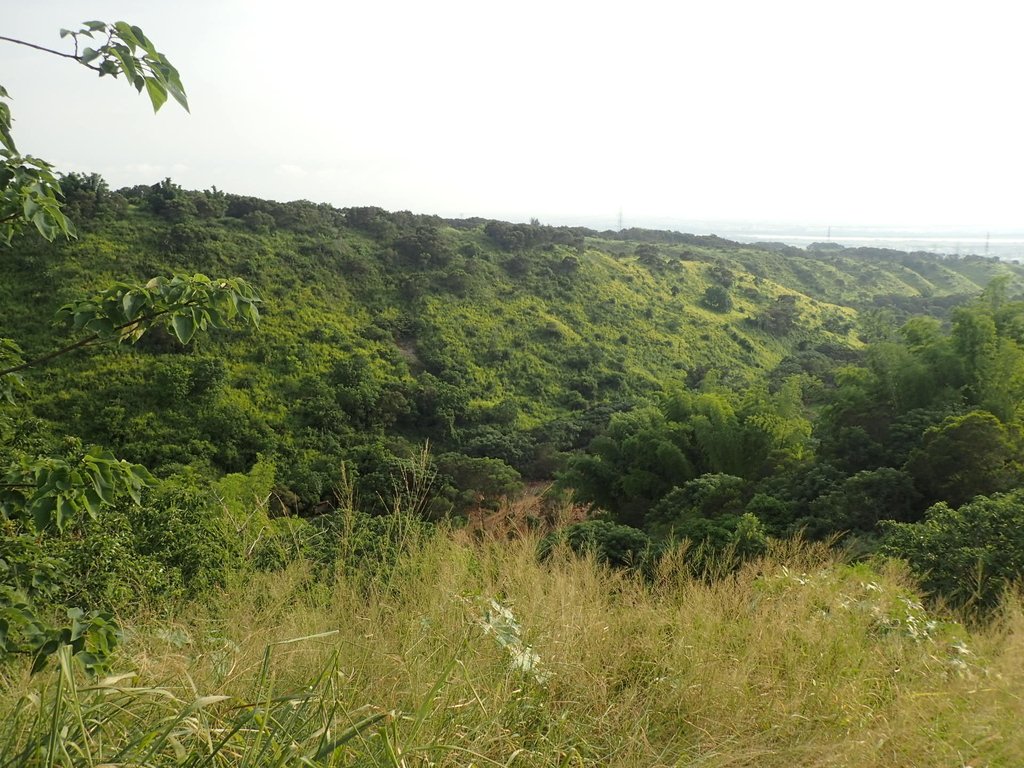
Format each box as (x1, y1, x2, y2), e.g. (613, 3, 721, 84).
(3, 1, 1022, 230)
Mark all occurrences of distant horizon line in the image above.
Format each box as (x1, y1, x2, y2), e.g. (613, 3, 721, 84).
(516, 214, 1024, 237)
(82, 175, 1024, 238)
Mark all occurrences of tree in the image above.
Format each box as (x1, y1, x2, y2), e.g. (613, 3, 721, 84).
(0, 19, 256, 673)
(752, 295, 801, 335)
(646, 473, 746, 546)
(538, 519, 653, 570)
(560, 406, 694, 528)
(701, 284, 732, 312)
(904, 410, 1022, 507)
(810, 467, 921, 532)
(882, 489, 1024, 612)
(563, 388, 814, 532)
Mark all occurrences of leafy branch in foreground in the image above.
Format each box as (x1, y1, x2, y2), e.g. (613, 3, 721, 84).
(0, 339, 25, 404)
(0, 103, 75, 244)
(0, 20, 224, 674)
(0, 269, 259, 672)
(1, 444, 154, 533)
(0, 273, 259, 670)
(55, 21, 189, 112)
(0, 440, 143, 674)
(0, 20, 187, 243)
(0, 273, 261, 384)
(0, 20, 187, 115)
(0, 17, 232, 677)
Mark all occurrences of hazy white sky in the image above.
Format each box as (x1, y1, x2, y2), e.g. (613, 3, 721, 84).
(3, 1, 1022, 229)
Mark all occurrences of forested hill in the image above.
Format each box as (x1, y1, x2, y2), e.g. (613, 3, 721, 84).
(3, 177, 1023, 527)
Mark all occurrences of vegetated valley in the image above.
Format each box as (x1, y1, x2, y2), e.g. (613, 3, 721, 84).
(2, 177, 1024, 766)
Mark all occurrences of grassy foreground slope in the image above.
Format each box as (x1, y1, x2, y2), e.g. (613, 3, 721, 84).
(2, 521, 1021, 767)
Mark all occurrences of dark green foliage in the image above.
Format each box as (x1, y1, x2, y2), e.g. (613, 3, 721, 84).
(0, 590, 121, 675)
(329, 354, 412, 431)
(563, 386, 812, 531)
(810, 467, 921, 532)
(306, 509, 430, 589)
(561, 406, 693, 528)
(744, 492, 794, 532)
(646, 474, 746, 547)
(19, 474, 240, 621)
(434, 453, 523, 515)
(701, 285, 733, 312)
(751, 295, 801, 335)
(128, 478, 240, 596)
(538, 519, 652, 569)
(0, 440, 153, 533)
(47, 507, 161, 610)
(395, 225, 453, 268)
(882, 490, 1024, 611)
(460, 424, 536, 474)
(7, 166, 1024, 623)
(6, 184, 1021, 522)
(905, 410, 1022, 507)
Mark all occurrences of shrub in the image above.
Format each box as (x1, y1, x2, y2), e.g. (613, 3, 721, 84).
(306, 509, 431, 588)
(128, 477, 242, 598)
(44, 475, 240, 610)
(538, 519, 653, 569)
(701, 285, 733, 312)
(435, 453, 523, 515)
(881, 488, 1024, 611)
(646, 473, 746, 546)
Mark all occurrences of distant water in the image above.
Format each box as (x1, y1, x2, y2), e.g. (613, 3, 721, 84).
(727, 231, 1024, 262)
(536, 215, 1024, 261)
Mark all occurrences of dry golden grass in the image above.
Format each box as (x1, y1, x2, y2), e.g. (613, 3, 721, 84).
(2, 525, 1022, 766)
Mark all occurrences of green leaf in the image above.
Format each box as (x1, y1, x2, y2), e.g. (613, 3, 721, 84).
(94, 464, 115, 503)
(144, 78, 168, 112)
(87, 317, 116, 338)
(32, 496, 56, 532)
(314, 711, 390, 759)
(54, 495, 70, 529)
(82, 488, 103, 519)
(108, 45, 139, 82)
(113, 21, 139, 48)
(122, 290, 147, 318)
(31, 645, 55, 674)
(32, 213, 57, 241)
(191, 304, 206, 331)
(129, 464, 156, 489)
(130, 25, 156, 56)
(171, 314, 196, 344)
(0, 130, 15, 153)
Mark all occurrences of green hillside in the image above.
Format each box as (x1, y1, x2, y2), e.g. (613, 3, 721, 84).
(6, 182, 1024, 765)
(5, 14, 1024, 766)
(4, 181, 1022, 515)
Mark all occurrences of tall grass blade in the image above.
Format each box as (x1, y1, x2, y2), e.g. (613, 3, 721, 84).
(313, 709, 390, 760)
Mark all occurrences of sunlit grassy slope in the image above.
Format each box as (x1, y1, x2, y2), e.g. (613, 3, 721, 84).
(5, 202, 1023, 436)
(3, 523, 1021, 767)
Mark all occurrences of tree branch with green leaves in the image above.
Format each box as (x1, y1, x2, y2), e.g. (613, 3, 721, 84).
(0, 18, 257, 675)
(1, 272, 260, 391)
(0, 20, 188, 244)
